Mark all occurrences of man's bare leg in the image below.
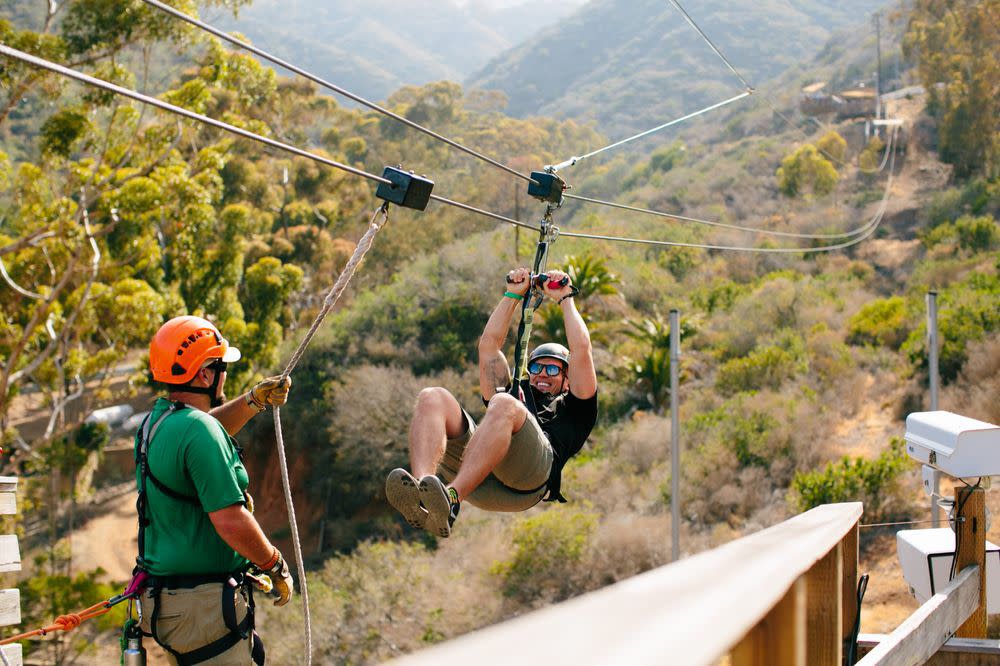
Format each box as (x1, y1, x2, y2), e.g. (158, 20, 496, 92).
(409, 387, 467, 478)
(449, 393, 527, 501)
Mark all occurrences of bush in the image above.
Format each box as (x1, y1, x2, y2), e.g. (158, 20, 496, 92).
(846, 296, 911, 349)
(790, 437, 910, 521)
(490, 507, 598, 603)
(715, 336, 805, 396)
(903, 273, 1000, 382)
(922, 214, 1000, 253)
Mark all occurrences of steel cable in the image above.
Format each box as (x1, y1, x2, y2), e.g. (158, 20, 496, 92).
(140, 0, 537, 185)
(563, 126, 897, 240)
(560, 127, 898, 253)
(0, 45, 540, 235)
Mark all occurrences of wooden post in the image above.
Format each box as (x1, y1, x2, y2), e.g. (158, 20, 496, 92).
(841, 518, 859, 648)
(732, 578, 806, 666)
(954, 485, 986, 638)
(806, 543, 843, 665)
(0, 476, 22, 665)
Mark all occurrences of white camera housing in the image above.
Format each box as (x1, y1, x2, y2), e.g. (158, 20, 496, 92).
(905, 411, 1000, 479)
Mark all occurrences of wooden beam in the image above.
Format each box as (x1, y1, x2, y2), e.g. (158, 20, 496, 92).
(0, 493, 15, 516)
(731, 578, 806, 666)
(855, 566, 979, 666)
(390, 503, 862, 666)
(0, 589, 21, 628)
(859, 634, 1000, 654)
(841, 519, 859, 647)
(0, 644, 22, 666)
(806, 543, 842, 665)
(0, 535, 19, 573)
(954, 486, 986, 638)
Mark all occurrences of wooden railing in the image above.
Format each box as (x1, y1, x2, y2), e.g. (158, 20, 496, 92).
(392, 502, 862, 666)
(0, 476, 22, 666)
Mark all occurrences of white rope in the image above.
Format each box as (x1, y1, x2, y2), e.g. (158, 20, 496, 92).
(271, 203, 390, 666)
(0, 255, 43, 299)
(547, 91, 752, 172)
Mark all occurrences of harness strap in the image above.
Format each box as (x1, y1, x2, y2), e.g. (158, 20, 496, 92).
(148, 576, 262, 665)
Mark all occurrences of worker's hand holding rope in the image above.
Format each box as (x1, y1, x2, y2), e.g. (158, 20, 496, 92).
(255, 548, 295, 606)
(248, 376, 292, 410)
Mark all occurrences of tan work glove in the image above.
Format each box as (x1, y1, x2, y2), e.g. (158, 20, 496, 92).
(258, 549, 294, 607)
(247, 376, 292, 410)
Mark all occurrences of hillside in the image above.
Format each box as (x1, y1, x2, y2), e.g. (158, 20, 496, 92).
(469, 0, 891, 132)
(212, 0, 586, 102)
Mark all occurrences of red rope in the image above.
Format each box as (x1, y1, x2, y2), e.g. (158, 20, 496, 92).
(0, 600, 113, 645)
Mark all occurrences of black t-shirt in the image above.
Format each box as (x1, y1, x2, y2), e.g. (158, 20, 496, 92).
(491, 379, 598, 501)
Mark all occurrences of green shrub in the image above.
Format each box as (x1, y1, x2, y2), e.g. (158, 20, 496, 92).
(716, 337, 805, 395)
(776, 144, 839, 197)
(790, 438, 909, 521)
(922, 214, 1000, 252)
(903, 273, 1000, 382)
(816, 130, 847, 163)
(490, 508, 597, 603)
(847, 296, 911, 349)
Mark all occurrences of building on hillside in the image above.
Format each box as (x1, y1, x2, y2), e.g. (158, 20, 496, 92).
(799, 81, 878, 120)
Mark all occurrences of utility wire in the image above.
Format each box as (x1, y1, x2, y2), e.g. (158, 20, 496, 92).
(560, 127, 897, 253)
(140, 0, 536, 185)
(562, 126, 897, 240)
(0, 45, 541, 234)
(547, 91, 752, 172)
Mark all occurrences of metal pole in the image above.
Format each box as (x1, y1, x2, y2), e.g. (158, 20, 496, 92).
(670, 309, 681, 562)
(874, 12, 883, 120)
(927, 290, 941, 527)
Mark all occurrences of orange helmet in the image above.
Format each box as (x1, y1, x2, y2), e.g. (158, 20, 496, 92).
(149, 316, 241, 385)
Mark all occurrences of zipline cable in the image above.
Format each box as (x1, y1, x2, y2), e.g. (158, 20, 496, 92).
(663, 0, 859, 171)
(562, 126, 897, 240)
(665, 0, 754, 91)
(548, 90, 752, 172)
(0, 45, 541, 235)
(560, 127, 897, 253)
(139, 0, 537, 185)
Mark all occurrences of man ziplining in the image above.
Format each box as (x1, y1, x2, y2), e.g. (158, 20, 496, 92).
(134, 315, 296, 665)
(386, 266, 598, 537)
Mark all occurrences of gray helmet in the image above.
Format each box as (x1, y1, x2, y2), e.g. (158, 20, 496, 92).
(529, 342, 569, 367)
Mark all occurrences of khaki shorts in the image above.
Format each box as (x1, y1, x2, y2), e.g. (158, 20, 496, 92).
(139, 583, 255, 665)
(438, 408, 553, 512)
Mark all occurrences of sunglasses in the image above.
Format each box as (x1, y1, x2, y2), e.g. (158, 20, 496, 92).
(204, 359, 228, 373)
(528, 361, 562, 377)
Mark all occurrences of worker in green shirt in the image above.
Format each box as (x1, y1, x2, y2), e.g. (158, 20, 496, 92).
(134, 315, 293, 665)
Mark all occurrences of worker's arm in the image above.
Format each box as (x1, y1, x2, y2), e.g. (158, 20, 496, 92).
(479, 267, 530, 400)
(208, 504, 277, 567)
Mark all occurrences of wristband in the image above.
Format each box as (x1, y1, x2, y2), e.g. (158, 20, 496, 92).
(558, 285, 580, 304)
(504, 291, 524, 301)
(257, 547, 280, 571)
(245, 391, 266, 412)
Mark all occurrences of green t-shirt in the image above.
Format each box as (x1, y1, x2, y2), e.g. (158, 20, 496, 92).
(135, 397, 250, 576)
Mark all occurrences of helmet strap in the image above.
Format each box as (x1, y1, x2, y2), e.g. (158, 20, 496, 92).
(174, 368, 225, 407)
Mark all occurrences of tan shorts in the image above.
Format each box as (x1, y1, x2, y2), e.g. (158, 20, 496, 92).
(438, 408, 553, 512)
(139, 583, 255, 665)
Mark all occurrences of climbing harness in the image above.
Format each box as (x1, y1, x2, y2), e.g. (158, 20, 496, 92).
(132, 402, 268, 665)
